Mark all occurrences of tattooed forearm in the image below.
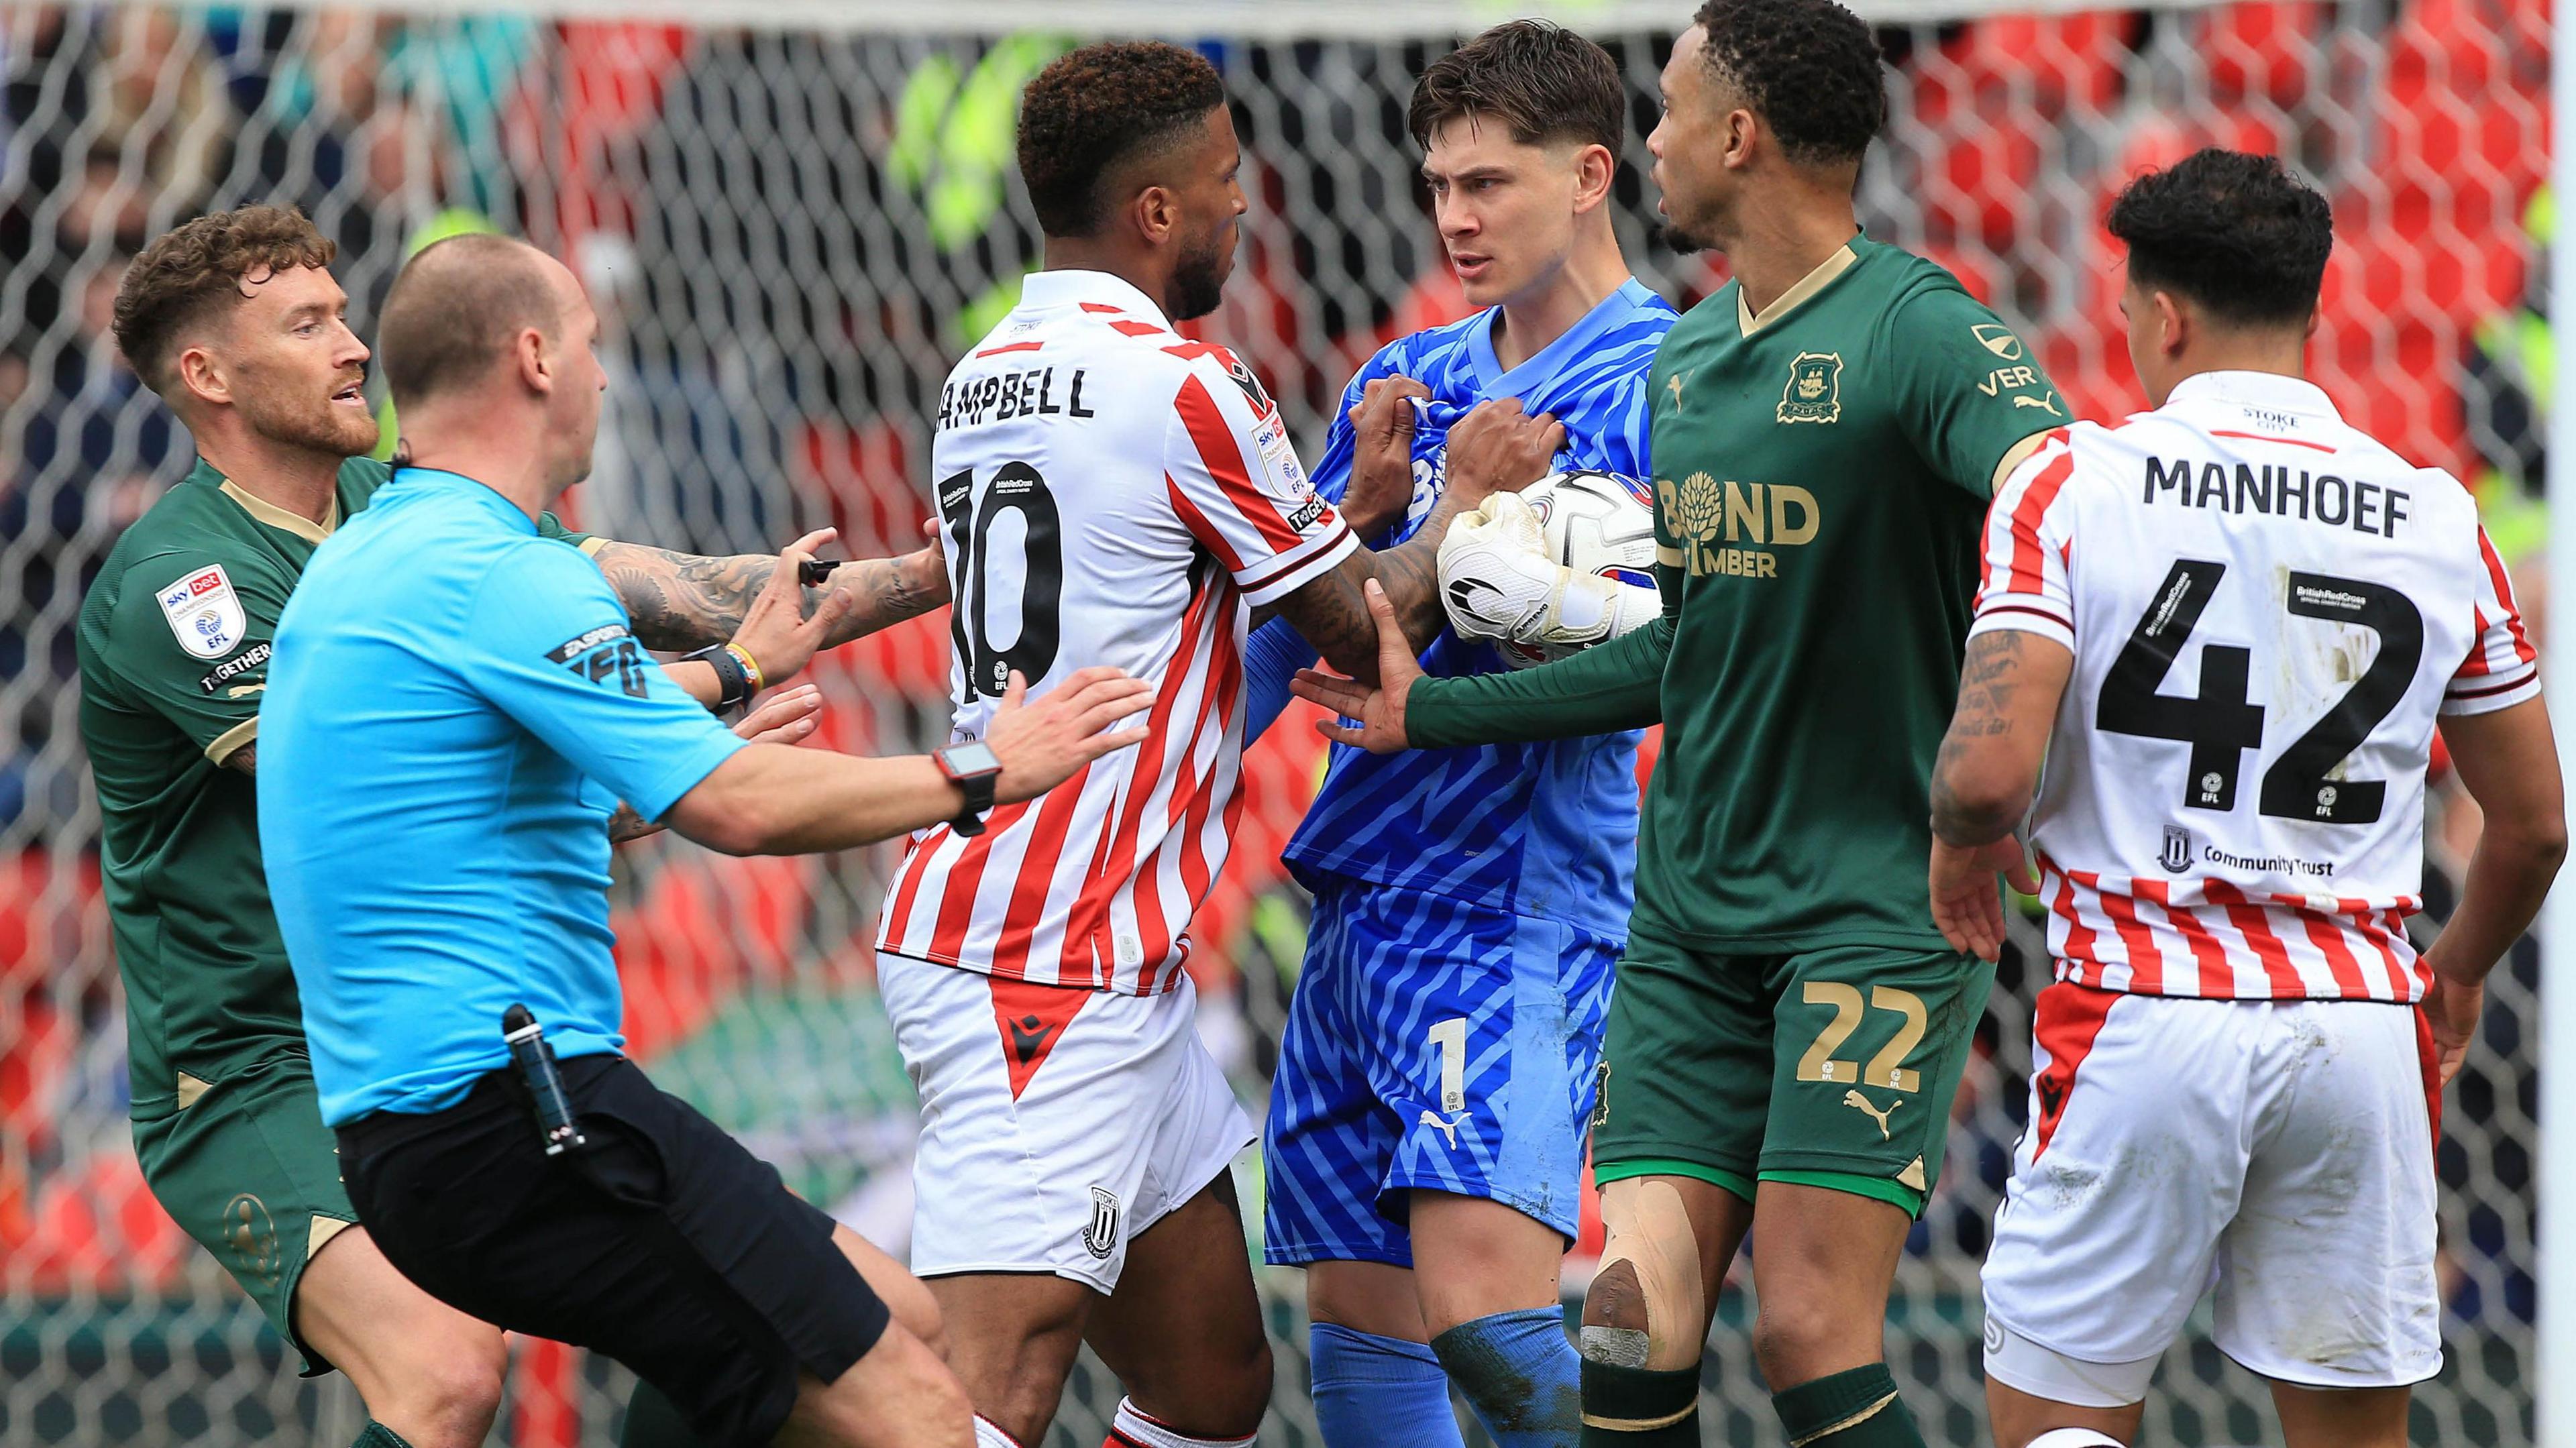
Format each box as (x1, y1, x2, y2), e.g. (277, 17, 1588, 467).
(590, 542, 949, 653)
(1267, 490, 1470, 683)
(608, 803, 665, 844)
(1931, 630, 2039, 846)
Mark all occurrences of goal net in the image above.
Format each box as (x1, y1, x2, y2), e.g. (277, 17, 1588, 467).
(0, 1, 2544, 1443)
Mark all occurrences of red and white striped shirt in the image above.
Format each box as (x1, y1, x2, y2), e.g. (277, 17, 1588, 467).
(875, 271, 1356, 994)
(1972, 370, 2538, 1003)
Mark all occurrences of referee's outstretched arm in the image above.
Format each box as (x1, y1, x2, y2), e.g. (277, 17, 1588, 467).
(667, 665, 1150, 855)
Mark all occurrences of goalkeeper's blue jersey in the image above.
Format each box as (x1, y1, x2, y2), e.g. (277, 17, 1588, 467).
(1246, 278, 1674, 933)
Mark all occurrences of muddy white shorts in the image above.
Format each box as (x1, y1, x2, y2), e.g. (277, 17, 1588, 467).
(1981, 982, 2443, 1398)
(879, 951, 1256, 1294)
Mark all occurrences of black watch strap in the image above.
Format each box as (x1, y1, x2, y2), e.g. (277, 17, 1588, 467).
(682, 643, 751, 712)
(934, 744, 1002, 837)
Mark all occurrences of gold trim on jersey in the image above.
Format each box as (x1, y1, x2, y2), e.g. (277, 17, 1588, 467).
(1991, 430, 2055, 495)
(307, 1214, 354, 1262)
(578, 536, 606, 557)
(1737, 244, 1857, 338)
(219, 480, 340, 543)
(175, 1072, 213, 1109)
(206, 715, 260, 766)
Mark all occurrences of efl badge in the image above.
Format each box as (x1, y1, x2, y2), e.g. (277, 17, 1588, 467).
(158, 564, 247, 660)
(1778, 352, 1843, 424)
(2160, 825, 2194, 874)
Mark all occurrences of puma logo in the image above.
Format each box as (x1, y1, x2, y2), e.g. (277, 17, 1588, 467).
(1843, 1090, 1895, 1141)
(1008, 1014, 1057, 1065)
(2012, 392, 2064, 415)
(1666, 372, 1688, 410)
(1419, 1109, 1468, 1149)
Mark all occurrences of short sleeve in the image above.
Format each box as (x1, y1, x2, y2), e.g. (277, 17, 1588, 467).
(535, 510, 597, 553)
(1163, 353, 1359, 606)
(1968, 431, 2080, 652)
(2444, 523, 2542, 716)
(458, 542, 746, 818)
(105, 549, 286, 764)
(1886, 282, 2068, 498)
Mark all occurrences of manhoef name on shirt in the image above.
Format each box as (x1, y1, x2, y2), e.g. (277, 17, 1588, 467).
(2143, 457, 2411, 538)
(1655, 471, 1823, 579)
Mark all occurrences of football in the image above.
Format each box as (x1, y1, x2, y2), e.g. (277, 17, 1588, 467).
(1494, 469, 1659, 669)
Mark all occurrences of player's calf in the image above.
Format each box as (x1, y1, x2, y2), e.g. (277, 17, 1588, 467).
(1576, 1178, 1713, 1445)
(1748, 1181, 1924, 1448)
(782, 1319, 975, 1448)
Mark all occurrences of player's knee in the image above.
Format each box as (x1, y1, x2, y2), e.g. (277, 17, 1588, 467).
(1578, 1180, 1705, 1373)
(1750, 1292, 1871, 1388)
(374, 1332, 506, 1448)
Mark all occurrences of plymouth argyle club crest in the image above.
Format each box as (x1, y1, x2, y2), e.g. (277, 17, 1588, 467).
(1778, 351, 1843, 424)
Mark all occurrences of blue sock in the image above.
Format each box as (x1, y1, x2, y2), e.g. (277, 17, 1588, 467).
(1431, 1306, 1582, 1448)
(1309, 1322, 1466, 1448)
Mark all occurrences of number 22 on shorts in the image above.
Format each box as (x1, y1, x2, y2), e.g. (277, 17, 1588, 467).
(1794, 984, 1925, 1093)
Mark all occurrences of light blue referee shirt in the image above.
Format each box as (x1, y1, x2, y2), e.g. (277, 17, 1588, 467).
(258, 467, 746, 1126)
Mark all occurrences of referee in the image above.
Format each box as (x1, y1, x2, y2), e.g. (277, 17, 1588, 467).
(257, 234, 1151, 1448)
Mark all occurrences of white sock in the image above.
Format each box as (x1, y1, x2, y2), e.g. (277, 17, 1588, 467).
(1108, 1397, 1256, 1448)
(973, 1415, 1022, 1448)
(2025, 1429, 2128, 1448)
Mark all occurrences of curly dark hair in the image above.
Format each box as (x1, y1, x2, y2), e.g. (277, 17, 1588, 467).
(113, 205, 336, 393)
(1408, 21, 1626, 156)
(1018, 41, 1228, 239)
(2108, 148, 2333, 327)
(1693, 0, 1886, 166)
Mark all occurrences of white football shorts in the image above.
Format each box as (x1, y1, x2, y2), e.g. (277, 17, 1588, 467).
(1982, 982, 2443, 1397)
(879, 951, 1256, 1294)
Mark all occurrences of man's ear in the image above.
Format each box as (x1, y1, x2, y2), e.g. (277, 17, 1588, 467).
(2153, 289, 2189, 363)
(1721, 106, 1759, 170)
(517, 327, 552, 394)
(1573, 142, 1617, 213)
(1130, 182, 1178, 247)
(175, 342, 229, 409)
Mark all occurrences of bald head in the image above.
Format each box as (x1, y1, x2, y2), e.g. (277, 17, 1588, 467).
(378, 234, 572, 409)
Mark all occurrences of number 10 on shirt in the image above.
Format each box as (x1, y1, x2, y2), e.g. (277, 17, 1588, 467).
(938, 462, 1066, 699)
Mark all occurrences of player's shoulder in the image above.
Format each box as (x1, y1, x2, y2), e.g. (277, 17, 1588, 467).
(336, 455, 394, 513)
(94, 481, 278, 607)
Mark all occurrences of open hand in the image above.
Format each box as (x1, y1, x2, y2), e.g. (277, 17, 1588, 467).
(983, 667, 1156, 803)
(1929, 834, 2039, 962)
(1288, 579, 1421, 754)
(731, 528, 859, 687)
(1341, 375, 1432, 537)
(1442, 398, 1564, 511)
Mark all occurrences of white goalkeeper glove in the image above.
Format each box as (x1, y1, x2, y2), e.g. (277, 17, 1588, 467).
(1436, 493, 1659, 653)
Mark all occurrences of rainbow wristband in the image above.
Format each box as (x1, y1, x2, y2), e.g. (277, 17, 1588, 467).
(722, 643, 765, 693)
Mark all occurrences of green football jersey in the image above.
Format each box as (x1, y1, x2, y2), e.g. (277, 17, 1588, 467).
(1632, 235, 2060, 949)
(78, 457, 591, 1120)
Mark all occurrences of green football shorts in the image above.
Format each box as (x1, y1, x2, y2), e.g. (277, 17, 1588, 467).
(1591, 934, 1994, 1217)
(131, 1057, 358, 1375)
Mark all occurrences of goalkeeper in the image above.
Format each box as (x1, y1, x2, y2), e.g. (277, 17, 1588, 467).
(1294, 2, 2062, 1445)
(1236, 22, 1670, 1447)
(78, 207, 947, 1448)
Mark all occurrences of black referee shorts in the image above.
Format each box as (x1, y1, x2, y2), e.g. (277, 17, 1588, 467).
(337, 1054, 890, 1447)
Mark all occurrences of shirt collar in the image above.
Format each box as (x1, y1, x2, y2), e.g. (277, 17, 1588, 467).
(1469, 277, 1658, 394)
(391, 465, 539, 533)
(1016, 269, 1171, 329)
(2164, 370, 2341, 421)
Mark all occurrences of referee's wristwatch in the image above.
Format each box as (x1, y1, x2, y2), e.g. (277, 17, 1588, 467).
(933, 742, 1004, 837)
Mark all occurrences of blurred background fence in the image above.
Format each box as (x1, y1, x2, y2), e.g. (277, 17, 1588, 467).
(0, 0, 2547, 1441)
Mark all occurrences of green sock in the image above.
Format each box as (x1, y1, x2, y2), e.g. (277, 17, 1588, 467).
(620, 1380, 711, 1448)
(1771, 1363, 1924, 1448)
(1578, 1359, 1699, 1445)
(352, 1425, 413, 1448)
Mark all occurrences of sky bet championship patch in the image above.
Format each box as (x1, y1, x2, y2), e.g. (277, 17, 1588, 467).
(158, 564, 246, 660)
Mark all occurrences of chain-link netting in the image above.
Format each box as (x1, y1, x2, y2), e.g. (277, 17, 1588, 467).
(0, 1, 2547, 1443)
